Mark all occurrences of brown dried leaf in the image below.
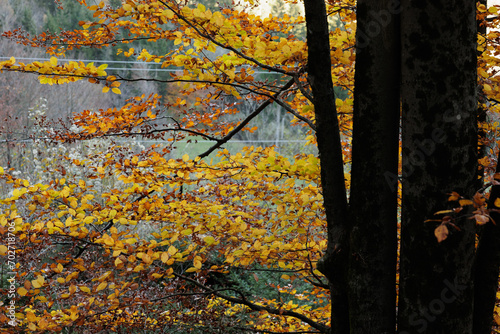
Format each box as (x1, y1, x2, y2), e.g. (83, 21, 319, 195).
(475, 214, 490, 225)
(473, 192, 486, 208)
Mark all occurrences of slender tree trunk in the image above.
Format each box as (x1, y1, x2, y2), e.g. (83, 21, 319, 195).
(476, 0, 488, 190)
(348, 1, 400, 333)
(303, 0, 350, 333)
(473, 150, 500, 334)
(398, 1, 478, 333)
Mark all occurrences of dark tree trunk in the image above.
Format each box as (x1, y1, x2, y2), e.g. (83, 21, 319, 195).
(398, 1, 478, 333)
(348, 0, 400, 333)
(472, 0, 500, 331)
(473, 157, 500, 334)
(303, 0, 350, 333)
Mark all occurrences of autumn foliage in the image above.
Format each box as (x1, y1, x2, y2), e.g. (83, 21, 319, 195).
(0, 0, 500, 333)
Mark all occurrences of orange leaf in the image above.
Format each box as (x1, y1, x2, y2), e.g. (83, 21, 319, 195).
(448, 191, 460, 201)
(26, 311, 37, 322)
(459, 199, 473, 206)
(434, 224, 449, 243)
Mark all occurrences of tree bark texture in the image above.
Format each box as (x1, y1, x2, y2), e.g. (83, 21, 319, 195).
(471, 1, 500, 332)
(349, 0, 400, 333)
(398, 1, 478, 333)
(473, 151, 500, 334)
(303, 0, 350, 333)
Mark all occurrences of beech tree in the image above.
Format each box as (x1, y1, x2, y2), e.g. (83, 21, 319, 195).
(1, 0, 500, 333)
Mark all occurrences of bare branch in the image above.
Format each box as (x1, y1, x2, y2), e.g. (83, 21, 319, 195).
(198, 78, 295, 158)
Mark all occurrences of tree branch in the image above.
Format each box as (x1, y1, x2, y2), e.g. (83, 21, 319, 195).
(158, 0, 295, 76)
(198, 78, 296, 158)
(174, 273, 329, 333)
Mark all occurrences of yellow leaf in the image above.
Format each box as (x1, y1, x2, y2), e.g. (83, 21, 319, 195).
(80, 286, 91, 293)
(115, 257, 123, 266)
(181, 228, 193, 236)
(50, 57, 57, 66)
(163, 9, 174, 19)
(168, 245, 177, 256)
(112, 87, 121, 94)
(182, 154, 189, 162)
(32, 275, 45, 288)
(125, 238, 137, 245)
(203, 236, 215, 246)
(434, 210, 453, 215)
(193, 257, 202, 269)
(18, 287, 28, 296)
(494, 198, 500, 208)
(102, 86, 110, 93)
(96, 282, 107, 292)
(83, 216, 95, 224)
(55, 263, 64, 273)
(161, 252, 169, 263)
(0, 245, 7, 255)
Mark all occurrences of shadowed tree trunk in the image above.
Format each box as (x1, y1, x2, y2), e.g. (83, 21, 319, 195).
(348, 0, 400, 333)
(304, 0, 485, 333)
(398, 1, 478, 333)
(472, 0, 500, 331)
(473, 150, 500, 334)
(303, 0, 350, 332)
